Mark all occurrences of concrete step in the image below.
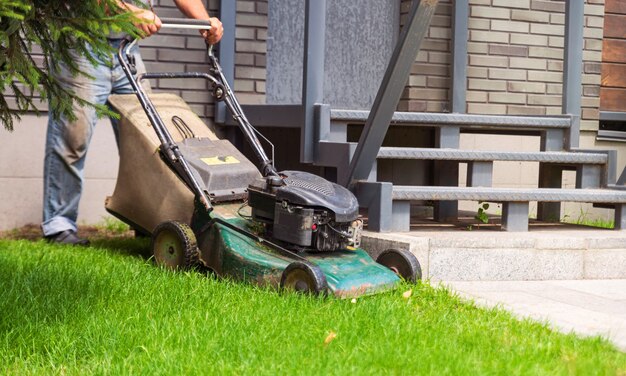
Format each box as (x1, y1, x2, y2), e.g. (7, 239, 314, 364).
(360, 225, 626, 281)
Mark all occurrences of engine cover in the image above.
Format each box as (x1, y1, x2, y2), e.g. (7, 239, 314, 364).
(248, 171, 362, 252)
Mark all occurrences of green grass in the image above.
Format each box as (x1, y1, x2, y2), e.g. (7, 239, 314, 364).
(96, 217, 132, 234)
(562, 208, 615, 229)
(1, 239, 624, 375)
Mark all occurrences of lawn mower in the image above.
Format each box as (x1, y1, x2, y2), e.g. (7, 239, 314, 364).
(105, 18, 421, 297)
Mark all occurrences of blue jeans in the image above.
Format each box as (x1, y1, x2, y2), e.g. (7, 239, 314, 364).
(42, 40, 147, 236)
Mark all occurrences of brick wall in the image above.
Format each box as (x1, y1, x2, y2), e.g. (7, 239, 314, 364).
(5, 0, 268, 120)
(146, 0, 268, 117)
(465, 0, 603, 132)
(4, 2, 609, 133)
(399, 0, 604, 133)
(582, 0, 604, 132)
(234, 0, 268, 104)
(399, 0, 453, 113)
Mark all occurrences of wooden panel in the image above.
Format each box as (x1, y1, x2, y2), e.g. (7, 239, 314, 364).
(600, 87, 626, 111)
(605, 0, 626, 14)
(603, 39, 626, 63)
(602, 0, 626, 113)
(604, 14, 626, 38)
(602, 64, 626, 87)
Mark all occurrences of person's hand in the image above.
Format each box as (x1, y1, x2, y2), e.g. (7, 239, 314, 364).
(134, 9, 162, 37)
(200, 17, 223, 45)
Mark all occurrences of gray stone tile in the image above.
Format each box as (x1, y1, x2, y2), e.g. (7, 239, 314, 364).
(584, 249, 626, 279)
(429, 236, 535, 250)
(587, 237, 626, 249)
(529, 286, 626, 317)
(430, 248, 583, 281)
(549, 280, 626, 300)
(534, 237, 586, 250)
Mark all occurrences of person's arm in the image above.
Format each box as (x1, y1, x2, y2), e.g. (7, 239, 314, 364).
(173, 0, 224, 44)
(118, 1, 162, 37)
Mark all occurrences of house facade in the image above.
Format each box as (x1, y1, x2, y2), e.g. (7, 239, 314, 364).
(1, 0, 623, 230)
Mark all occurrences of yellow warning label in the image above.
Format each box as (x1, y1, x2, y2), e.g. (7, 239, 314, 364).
(201, 156, 240, 166)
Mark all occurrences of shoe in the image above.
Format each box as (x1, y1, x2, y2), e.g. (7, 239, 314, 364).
(45, 230, 90, 246)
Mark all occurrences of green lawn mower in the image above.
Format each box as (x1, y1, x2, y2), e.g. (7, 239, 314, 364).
(106, 19, 420, 297)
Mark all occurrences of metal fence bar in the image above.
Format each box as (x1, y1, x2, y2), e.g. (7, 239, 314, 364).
(215, 0, 236, 125)
(330, 109, 572, 128)
(391, 186, 626, 203)
(562, 0, 584, 149)
(342, 0, 439, 187)
(301, 0, 326, 163)
(451, 0, 468, 114)
(376, 147, 609, 164)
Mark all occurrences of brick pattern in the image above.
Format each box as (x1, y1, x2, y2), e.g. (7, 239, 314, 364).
(6, 0, 268, 120)
(5, 1, 605, 131)
(233, 0, 267, 105)
(145, 0, 268, 117)
(582, 0, 604, 131)
(399, 0, 452, 113)
(462, 0, 603, 131)
(139, 0, 221, 120)
(398, 0, 604, 132)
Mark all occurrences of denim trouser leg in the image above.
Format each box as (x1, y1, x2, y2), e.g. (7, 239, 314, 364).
(42, 42, 145, 236)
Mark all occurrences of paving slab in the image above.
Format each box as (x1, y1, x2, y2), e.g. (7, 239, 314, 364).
(444, 280, 626, 351)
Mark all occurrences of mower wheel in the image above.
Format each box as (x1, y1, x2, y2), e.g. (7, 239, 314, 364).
(280, 262, 328, 295)
(376, 248, 422, 282)
(151, 221, 199, 270)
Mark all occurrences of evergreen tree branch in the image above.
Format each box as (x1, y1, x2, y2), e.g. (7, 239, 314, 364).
(0, 0, 144, 131)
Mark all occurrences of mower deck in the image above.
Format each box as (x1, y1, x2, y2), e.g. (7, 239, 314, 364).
(199, 203, 400, 298)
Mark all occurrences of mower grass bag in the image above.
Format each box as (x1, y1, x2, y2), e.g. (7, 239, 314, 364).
(106, 93, 261, 234)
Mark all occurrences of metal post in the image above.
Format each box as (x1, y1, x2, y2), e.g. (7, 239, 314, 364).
(215, 0, 236, 125)
(301, 0, 326, 163)
(538, 0, 584, 222)
(433, 0, 467, 222)
(562, 0, 584, 149)
(343, 0, 439, 187)
(451, 0, 468, 114)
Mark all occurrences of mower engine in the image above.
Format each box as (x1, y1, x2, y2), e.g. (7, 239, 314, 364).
(248, 171, 362, 252)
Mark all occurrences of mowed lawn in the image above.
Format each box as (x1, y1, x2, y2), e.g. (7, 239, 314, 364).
(0, 233, 625, 375)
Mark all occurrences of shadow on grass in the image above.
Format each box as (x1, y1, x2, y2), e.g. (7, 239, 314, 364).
(89, 237, 152, 259)
(0, 223, 152, 259)
(0, 246, 120, 330)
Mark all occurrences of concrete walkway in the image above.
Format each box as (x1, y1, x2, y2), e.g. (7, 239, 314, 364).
(445, 279, 626, 351)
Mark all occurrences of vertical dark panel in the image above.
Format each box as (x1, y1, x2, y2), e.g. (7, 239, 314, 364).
(266, 0, 398, 109)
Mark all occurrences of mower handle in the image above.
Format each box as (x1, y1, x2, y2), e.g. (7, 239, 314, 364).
(160, 17, 211, 30)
